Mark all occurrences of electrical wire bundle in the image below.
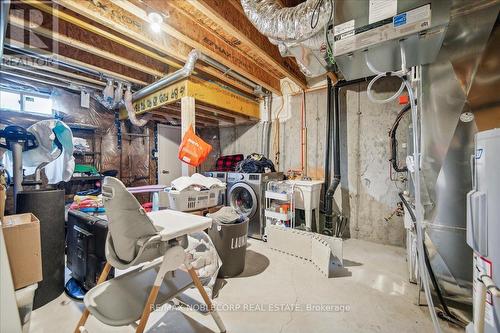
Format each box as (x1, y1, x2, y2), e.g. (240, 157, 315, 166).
(310, 0, 335, 66)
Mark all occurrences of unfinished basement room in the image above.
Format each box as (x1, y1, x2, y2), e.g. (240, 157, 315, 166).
(0, 0, 499, 332)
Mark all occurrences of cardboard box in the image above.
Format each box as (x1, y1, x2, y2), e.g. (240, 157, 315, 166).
(1, 213, 43, 290)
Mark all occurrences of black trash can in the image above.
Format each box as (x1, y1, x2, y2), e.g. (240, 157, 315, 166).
(208, 218, 249, 278)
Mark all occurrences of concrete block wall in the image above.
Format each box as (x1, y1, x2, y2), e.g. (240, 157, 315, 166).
(216, 78, 409, 247)
(219, 123, 265, 157)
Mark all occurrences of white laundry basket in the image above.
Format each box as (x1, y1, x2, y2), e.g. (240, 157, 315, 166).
(167, 186, 225, 212)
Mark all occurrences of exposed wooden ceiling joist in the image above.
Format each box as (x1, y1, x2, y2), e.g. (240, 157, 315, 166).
(164, 103, 236, 124)
(1, 63, 104, 90)
(159, 108, 219, 126)
(33, 0, 256, 95)
(150, 114, 208, 128)
(3, 54, 106, 87)
(176, 0, 307, 89)
(150, 109, 214, 128)
(22, 0, 181, 69)
(112, 0, 282, 94)
(5, 38, 149, 85)
(161, 107, 236, 127)
(52, 0, 281, 94)
(8, 14, 165, 79)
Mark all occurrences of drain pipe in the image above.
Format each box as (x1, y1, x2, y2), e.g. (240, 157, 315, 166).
(323, 76, 333, 211)
(323, 76, 373, 233)
(1, 0, 10, 61)
(323, 78, 342, 231)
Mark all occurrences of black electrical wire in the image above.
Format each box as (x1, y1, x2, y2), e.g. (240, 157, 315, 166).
(325, 0, 334, 64)
(310, 0, 325, 29)
(398, 192, 464, 326)
(389, 104, 411, 173)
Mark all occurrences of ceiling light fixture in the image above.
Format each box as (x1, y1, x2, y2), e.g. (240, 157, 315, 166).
(148, 12, 163, 33)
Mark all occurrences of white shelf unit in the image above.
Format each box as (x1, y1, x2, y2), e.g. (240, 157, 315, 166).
(264, 181, 297, 229)
(264, 209, 293, 221)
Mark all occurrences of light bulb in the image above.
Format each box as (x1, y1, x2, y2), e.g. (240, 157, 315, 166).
(148, 12, 163, 33)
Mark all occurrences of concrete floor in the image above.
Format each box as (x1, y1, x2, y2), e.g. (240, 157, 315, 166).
(30, 238, 463, 333)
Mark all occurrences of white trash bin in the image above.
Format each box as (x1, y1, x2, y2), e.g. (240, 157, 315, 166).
(15, 283, 38, 333)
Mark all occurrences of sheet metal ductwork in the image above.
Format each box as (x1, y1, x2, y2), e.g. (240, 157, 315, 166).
(241, 0, 331, 77)
(416, 0, 500, 313)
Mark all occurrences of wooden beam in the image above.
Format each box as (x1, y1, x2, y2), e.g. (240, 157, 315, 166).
(120, 78, 260, 120)
(26, 0, 253, 95)
(181, 96, 196, 176)
(14, 1, 168, 74)
(5, 38, 148, 85)
(3, 54, 106, 87)
(163, 105, 235, 124)
(1, 63, 104, 90)
(150, 112, 208, 128)
(196, 103, 252, 121)
(8, 14, 165, 78)
(178, 0, 307, 89)
(111, 0, 281, 94)
(153, 108, 218, 125)
(196, 109, 236, 124)
(186, 79, 260, 119)
(24, 0, 180, 69)
(53, 0, 280, 94)
(126, 80, 188, 117)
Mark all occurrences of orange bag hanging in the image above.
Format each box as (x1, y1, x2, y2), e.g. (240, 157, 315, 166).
(178, 125, 212, 167)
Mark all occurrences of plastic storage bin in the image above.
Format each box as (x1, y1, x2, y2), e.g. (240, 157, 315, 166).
(167, 186, 225, 212)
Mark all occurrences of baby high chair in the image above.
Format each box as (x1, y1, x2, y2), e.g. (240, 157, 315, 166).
(74, 177, 226, 333)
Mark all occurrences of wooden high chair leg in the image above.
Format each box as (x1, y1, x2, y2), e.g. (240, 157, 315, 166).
(136, 256, 174, 333)
(135, 285, 161, 333)
(187, 267, 227, 333)
(74, 262, 112, 333)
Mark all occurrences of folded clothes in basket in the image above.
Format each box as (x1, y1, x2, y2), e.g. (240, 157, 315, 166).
(171, 173, 225, 192)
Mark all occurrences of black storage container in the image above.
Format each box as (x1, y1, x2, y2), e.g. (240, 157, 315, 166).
(16, 189, 65, 309)
(67, 210, 113, 290)
(208, 218, 249, 278)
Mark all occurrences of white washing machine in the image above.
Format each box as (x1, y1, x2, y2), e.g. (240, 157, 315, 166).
(227, 172, 283, 239)
(202, 171, 228, 206)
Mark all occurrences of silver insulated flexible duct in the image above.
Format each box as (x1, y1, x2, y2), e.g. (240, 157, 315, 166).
(241, 0, 331, 43)
(240, 0, 331, 77)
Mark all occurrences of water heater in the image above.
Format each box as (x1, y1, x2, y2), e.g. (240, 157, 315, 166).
(467, 128, 500, 333)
